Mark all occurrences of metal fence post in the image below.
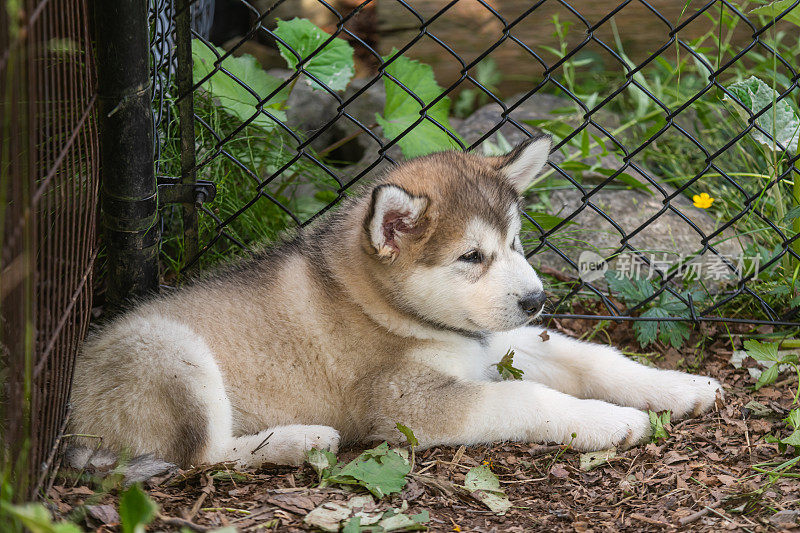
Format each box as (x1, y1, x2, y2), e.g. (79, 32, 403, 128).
(175, 0, 199, 266)
(94, 0, 159, 307)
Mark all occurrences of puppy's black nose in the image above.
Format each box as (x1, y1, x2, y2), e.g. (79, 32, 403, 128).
(519, 291, 546, 315)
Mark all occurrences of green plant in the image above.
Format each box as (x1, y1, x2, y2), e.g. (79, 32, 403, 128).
(605, 271, 706, 348)
(649, 410, 672, 441)
(307, 442, 411, 499)
(375, 49, 463, 158)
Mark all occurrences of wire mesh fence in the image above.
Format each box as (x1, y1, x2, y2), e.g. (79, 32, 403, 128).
(151, 0, 800, 331)
(1, 0, 99, 497)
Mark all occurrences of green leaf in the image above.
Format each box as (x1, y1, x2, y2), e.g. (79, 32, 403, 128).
(744, 339, 781, 362)
(274, 18, 354, 92)
(395, 423, 419, 447)
(580, 129, 590, 158)
(326, 443, 411, 499)
(493, 349, 524, 380)
(192, 40, 288, 130)
(376, 50, 463, 158)
(524, 212, 574, 232)
(635, 307, 667, 347)
(605, 271, 655, 306)
(787, 409, 800, 430)
(0, 503, 83, 533)
(658, 319, 691, 350)
(119, 485, 158, 533)
(594, 168, 653, 195)
(464, 466, 512, 515)
(751, 0, 800, 27)
(524, 119, 574, 140)
(306, 447, 338, 481)
(783, 206, 800, 223)
(649, 410, 671, 441)
(724, 76, 799, 153)
(755, 363, 780, 390)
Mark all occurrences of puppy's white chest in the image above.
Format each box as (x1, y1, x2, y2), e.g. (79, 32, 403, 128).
(411, 337, 498, 382)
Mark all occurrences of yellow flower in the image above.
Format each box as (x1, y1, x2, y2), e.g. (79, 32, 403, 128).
(453, 526, 462, 532)
(692, 192, 714, 209)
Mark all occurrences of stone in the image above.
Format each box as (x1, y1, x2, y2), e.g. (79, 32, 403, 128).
(770, 510, 800, 526)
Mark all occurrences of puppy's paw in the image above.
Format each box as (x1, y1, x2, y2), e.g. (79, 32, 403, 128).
(650, 372, 723, 418)
(568, 403, 651, 451)
(267, 425, 341, 465)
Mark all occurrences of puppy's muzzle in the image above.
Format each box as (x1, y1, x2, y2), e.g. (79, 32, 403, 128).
(519, 291, 546, 316)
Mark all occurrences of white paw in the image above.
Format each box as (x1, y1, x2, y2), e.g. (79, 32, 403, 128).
(568, 403, 651, 451)
(265, 425, 341, 466)
(649, 372, 722, 418)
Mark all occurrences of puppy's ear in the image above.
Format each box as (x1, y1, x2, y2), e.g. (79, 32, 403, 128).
(365, 184, 429, 263)
(494, 135, 551, 193)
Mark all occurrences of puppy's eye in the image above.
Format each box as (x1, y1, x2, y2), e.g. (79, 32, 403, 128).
(458, 250, 483, 263)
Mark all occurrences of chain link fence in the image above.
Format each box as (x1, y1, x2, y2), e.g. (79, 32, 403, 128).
(152, 0, 799, 332)
(1, 0, 99, 497)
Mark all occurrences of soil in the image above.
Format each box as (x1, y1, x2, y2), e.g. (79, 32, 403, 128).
(47, 314, 799, 532)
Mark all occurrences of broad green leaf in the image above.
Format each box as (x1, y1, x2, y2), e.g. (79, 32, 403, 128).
(751, 0, 800, 27)
(755, 363, 780, 390)
(744, 339, 781, 362)
(634, 308, 662, 347)
(376, 50, 463, 158)
(0, 503, 83, 533)
(494, 349, 524, 380)
(327, 443, 411, 498)
(780, 410, 800, 446)
(724, 76, 799, 153)
(605, 271, 655, 306)
(274, 18, 354, 92)
(658, 319, 691, 349)
(580, 448, 616, 471)
(119, 485, 158, 533)
(648, 410, 671, 441)
(395, 423, 419, 447)
(192, 40, 288, 130)
(787, 409, 800, 429)
(306, 447, 338, 480)
(464, 466, 512, 515)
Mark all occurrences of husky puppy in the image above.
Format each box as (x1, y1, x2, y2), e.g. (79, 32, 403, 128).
(70, 136, 721, 467)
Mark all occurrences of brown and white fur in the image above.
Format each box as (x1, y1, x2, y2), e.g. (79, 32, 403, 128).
(69, 136, 722, 468)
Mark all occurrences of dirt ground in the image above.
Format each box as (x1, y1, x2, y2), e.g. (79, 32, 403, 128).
(48, 317, 800, 532)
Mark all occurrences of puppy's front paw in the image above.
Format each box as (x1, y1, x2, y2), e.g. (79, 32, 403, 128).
(269, 425, 341, 465)
(651, 372, 722, 418)
(569, 403, 651, 451)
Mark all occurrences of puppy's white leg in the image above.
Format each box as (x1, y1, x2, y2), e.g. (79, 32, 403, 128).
(372, 365, 650, 452)
(490, 327, 721, 417)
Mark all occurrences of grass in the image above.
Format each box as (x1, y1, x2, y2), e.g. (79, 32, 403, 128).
(157, 93, 340, 278)
(518, 2, 800, 330)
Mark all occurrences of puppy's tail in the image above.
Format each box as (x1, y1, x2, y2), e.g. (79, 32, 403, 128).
(65, 445, 175, 485)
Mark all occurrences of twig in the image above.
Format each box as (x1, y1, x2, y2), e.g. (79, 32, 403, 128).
(186, 474, 215, 520)
(678, 500, 721, 526)
(629, 513, 674, 528)
(527, 444, 566, 457)
(158, 513, 209, 532)
(200, 507, 252, 515)
(703, 504, 756, 533)
(251, 432, 274, 455)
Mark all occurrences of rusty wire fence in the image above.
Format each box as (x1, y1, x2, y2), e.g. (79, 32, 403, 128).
(150, 0, 799, 331)
(1, 0, 99, 497)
